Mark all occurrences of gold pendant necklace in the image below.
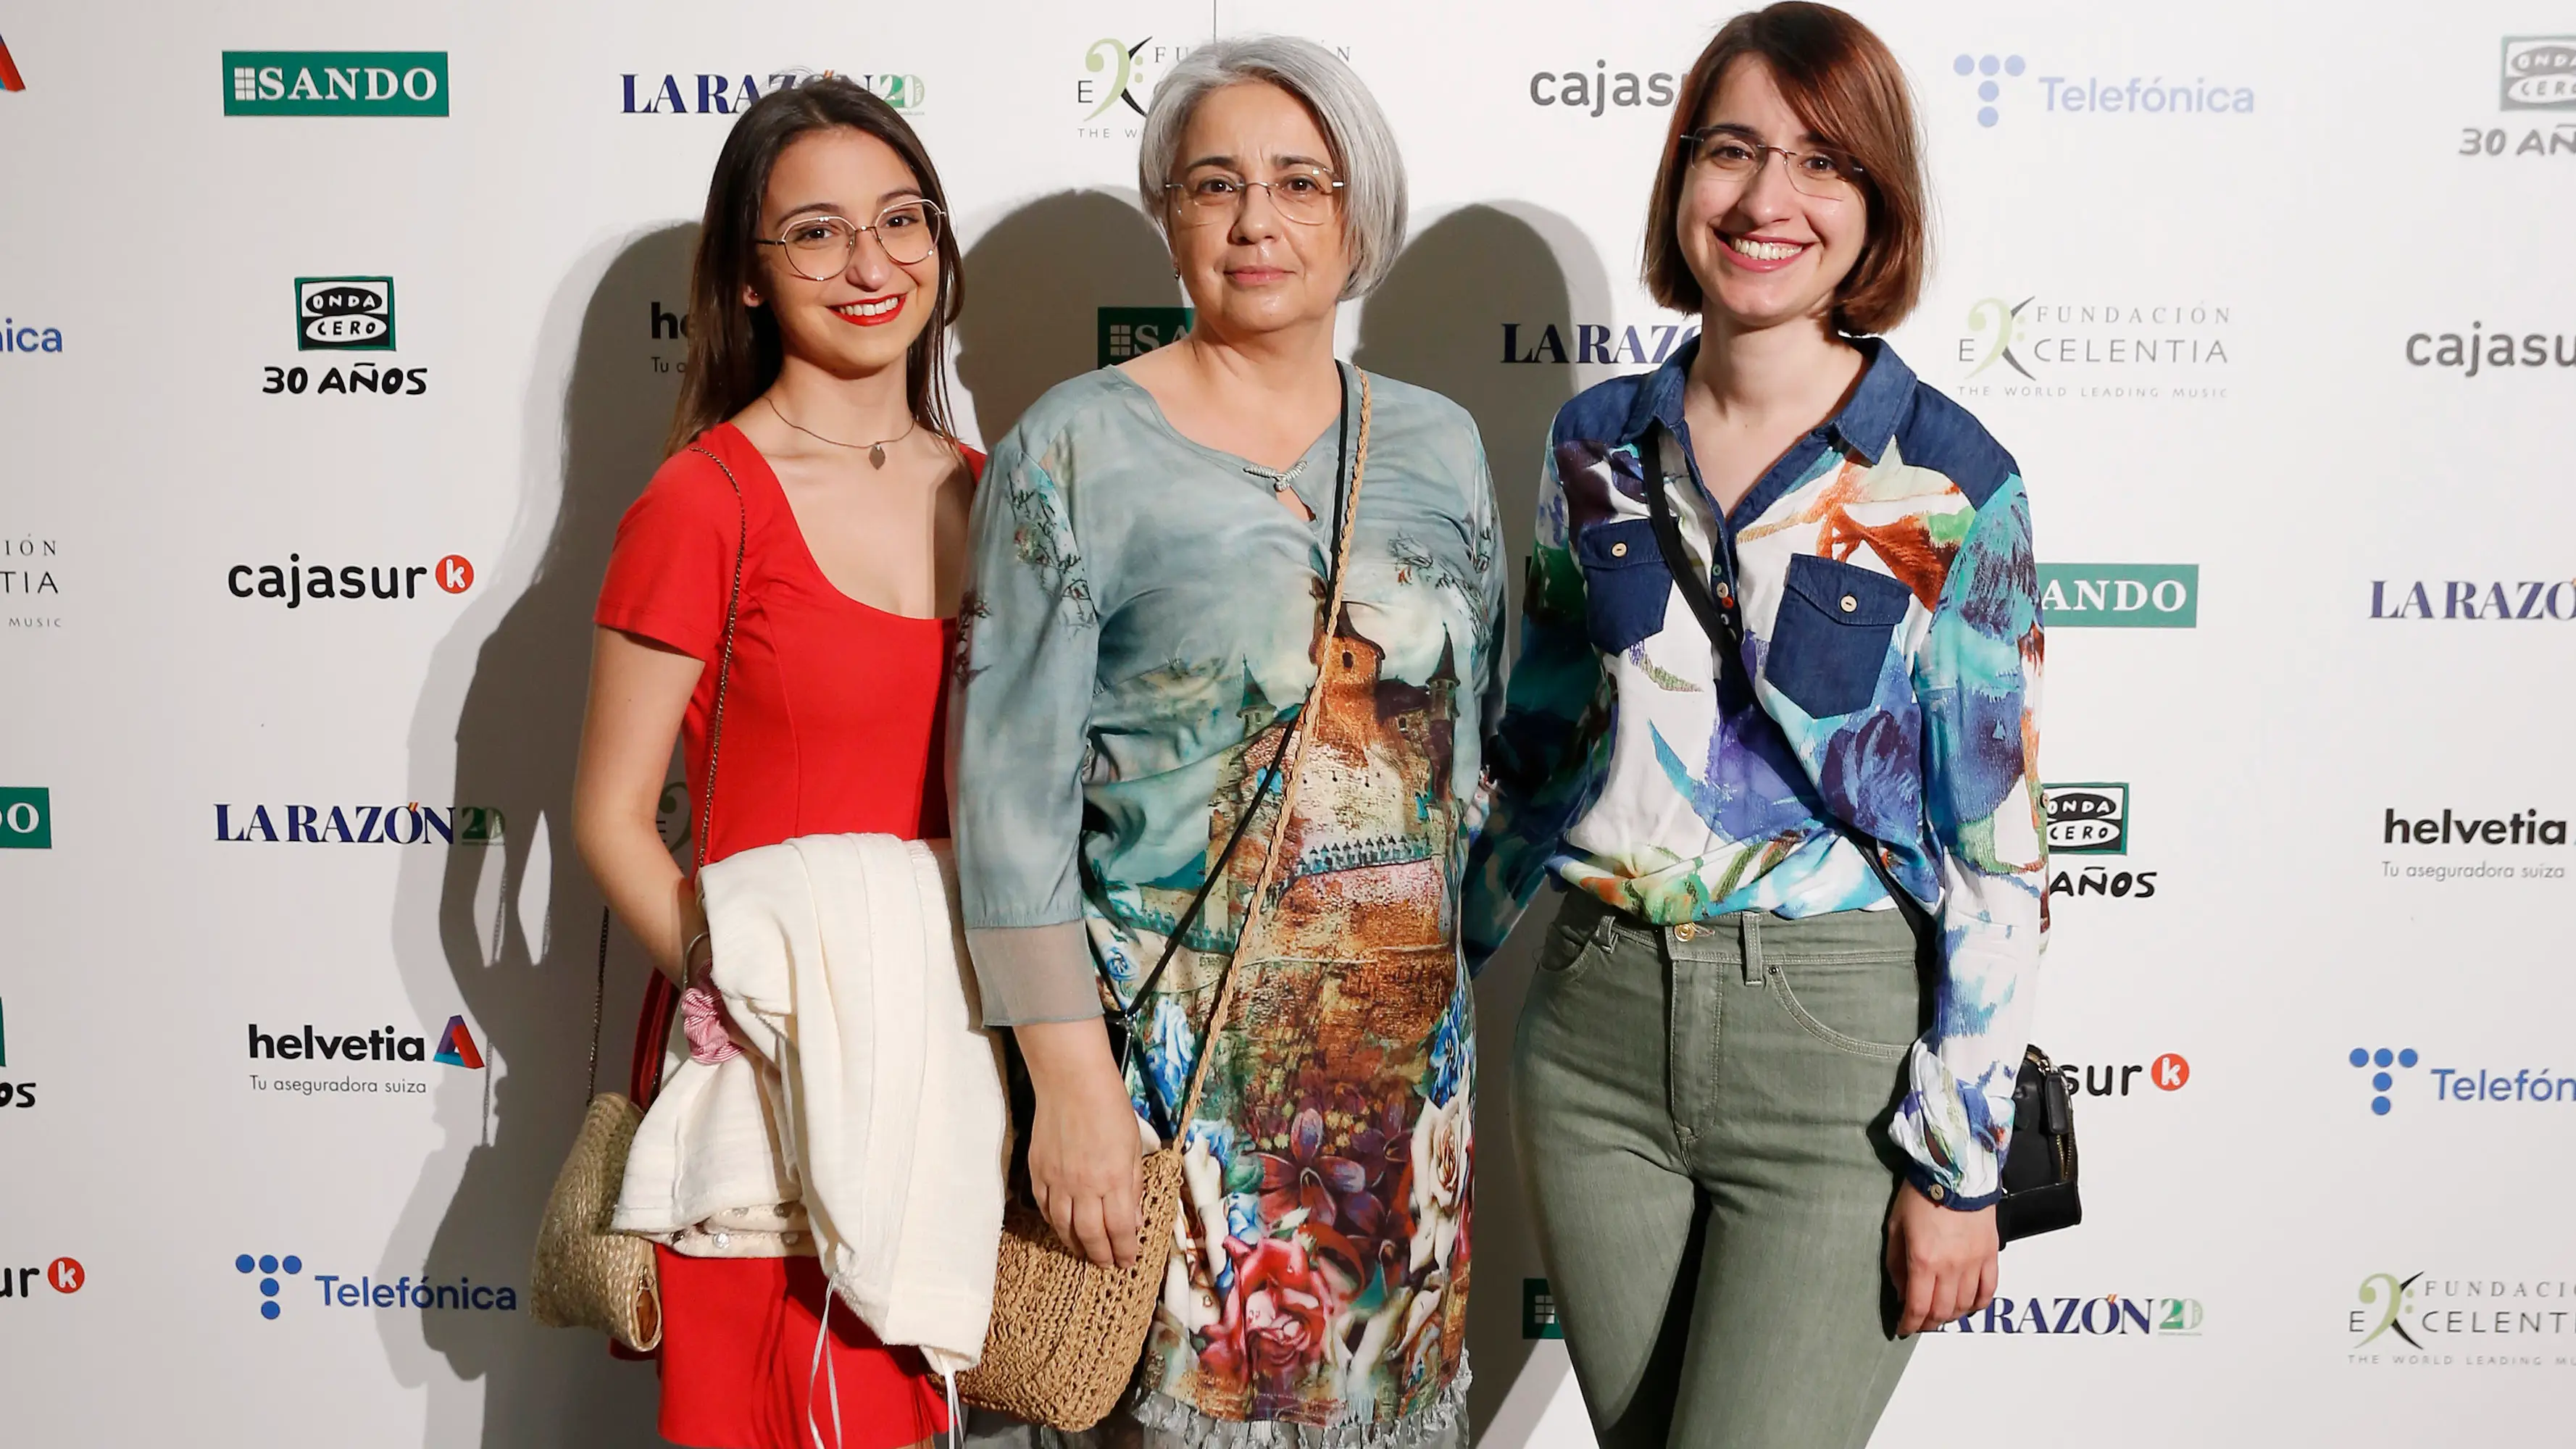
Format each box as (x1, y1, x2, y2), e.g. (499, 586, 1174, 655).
(764, 395, 917, 468)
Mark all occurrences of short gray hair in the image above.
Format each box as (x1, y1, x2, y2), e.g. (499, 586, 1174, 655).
(1135, 37, 1408, 298)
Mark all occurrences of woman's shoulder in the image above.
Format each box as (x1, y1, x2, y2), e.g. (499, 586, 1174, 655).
(1875, 344, 2022, 509)
(988, 368, 1142, 472)
(1358, 369, 1480, 448)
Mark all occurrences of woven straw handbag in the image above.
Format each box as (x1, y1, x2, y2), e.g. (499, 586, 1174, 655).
(525, 926, 673, 1350)
(530, 441, 755, 1353)
(962, 371, 1373, 1428)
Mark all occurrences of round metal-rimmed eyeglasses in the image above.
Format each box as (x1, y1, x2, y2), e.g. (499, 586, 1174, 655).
(756, 199, 945, 278)
(1680, 128, 1866, 199)
(1161, 167, 1346, 227)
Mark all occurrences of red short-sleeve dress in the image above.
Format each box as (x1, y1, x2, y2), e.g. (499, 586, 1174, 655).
(594, 420, 981, 1449)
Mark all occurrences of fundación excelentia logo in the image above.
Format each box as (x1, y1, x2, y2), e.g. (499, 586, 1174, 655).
(2038, 564, 2198, 628)
(224, 52, 446, 117)
(2350, 1045, 2576, 1114)
(2351, 1270, 2576, 1358)
(1951, 51, 2251, 126)
(1956, 294, 2231, 403)
(237, 1253, 520, 1320)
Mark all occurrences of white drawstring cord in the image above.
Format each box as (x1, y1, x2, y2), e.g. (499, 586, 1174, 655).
(943, 1370, 963, 1449)
(806, 1289, 845, 1449)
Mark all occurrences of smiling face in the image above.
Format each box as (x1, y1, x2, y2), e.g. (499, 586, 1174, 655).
(1165, 80, 1352, 342)
(1675, 58, 1870, 335)
(748, 127, 940, 377)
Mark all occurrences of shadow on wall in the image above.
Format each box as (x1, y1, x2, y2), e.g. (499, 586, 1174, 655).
(385, 223, 700, 1448)
(954, 189, 1174, 446)
(1356, 202, 1604, 1447)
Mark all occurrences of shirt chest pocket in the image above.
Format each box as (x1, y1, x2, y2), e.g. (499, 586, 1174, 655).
(1575, 518, 1672, 656)
(1763, 554, 1914, 719)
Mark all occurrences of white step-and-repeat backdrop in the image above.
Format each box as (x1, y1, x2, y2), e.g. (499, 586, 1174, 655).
(4, 1, 2572, 1444)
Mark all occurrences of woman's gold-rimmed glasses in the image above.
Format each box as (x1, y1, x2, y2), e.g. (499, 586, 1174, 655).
(1162, 167, 1346, 227)
(756, 199, 945, 278)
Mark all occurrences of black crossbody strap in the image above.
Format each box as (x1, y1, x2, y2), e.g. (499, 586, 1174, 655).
(1091, 364, 1358, 1082)
(1640, 429, 1935, 941)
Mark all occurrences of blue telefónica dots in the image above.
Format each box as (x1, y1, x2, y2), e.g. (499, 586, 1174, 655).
(2399, 1049, 2419, 1068)
(2372, 1095, 2392, 1116)
(238, 1251, 303, 1320)
(2374, 1048, 2394, 1069)
(2374, 1072, 2393, 1091)
(2349, 1048, 2369, 1067)
(1954, 54, 1975, 75)
(235, 1254, 255, 1274)
(1978, 107, 1998, 127)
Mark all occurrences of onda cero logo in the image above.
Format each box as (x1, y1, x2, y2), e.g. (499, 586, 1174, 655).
(264, 275, 425, 398)
(225, 553, 472, 606)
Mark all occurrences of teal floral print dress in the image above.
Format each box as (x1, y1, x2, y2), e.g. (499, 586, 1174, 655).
(951, 365, 1506, 1443)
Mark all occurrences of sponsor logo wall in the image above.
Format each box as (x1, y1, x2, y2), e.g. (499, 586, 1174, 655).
(0, 6, 2568, 1447)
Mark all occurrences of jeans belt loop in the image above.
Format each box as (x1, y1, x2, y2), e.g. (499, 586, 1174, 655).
(1740, 912, 1765, 985)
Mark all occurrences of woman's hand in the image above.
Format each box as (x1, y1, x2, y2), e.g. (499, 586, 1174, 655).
(1014, 1018, 1145, 1269)
(1885, 1183, 1998, 1336)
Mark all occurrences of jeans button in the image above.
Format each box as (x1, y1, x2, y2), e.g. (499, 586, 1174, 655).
(1674, 923, 1698, 942)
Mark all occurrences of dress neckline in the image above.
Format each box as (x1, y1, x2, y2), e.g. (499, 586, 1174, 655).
(705, 421, 955, 628)
(1096, 367, 1345, 522)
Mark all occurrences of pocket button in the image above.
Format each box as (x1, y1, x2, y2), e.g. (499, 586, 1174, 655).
(1611, 541, 1628, 557)
(1840, 594, 1858, 613)
(1673, 923, 1698, 941)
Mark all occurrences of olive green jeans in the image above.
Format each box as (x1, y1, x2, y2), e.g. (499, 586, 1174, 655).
(1512, 890, 1925, 1449)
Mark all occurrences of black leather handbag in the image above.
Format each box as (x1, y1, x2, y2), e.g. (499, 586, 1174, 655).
(1641, 445, 2080, 1244)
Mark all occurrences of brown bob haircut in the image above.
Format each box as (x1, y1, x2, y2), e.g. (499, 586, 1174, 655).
(1643, 2, 1927, 336)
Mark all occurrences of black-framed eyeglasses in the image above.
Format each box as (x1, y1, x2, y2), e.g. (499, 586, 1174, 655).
(1680, 128, 1864, 199)
(756, 199, 945, 277)
(1162, 167, 1346, 227)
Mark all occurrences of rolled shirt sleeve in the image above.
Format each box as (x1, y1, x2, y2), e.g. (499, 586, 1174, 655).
(1890, 472, 2047, 1208)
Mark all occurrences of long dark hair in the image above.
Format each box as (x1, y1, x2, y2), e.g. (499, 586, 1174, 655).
(665, 78, 965, 456)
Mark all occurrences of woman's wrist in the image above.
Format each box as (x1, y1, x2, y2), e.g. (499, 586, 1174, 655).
(1014, 1016, 1122, 1095)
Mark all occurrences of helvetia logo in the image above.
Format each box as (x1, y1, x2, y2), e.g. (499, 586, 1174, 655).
(214, 802, 503, 844)
(0, 34, 25, 93)
(2041, 782, 2127, 854)
(297, 277, 393, 351)
(1940, 1293, 2203, 1336)
(0, 787, 49, 849)
(0, 1258, 84, 1301)
(248, 1021, 482, 1066)
(223, 52, 447, 117)
(225, 554, 472, 605)
(235, 1252, 517, 1319)
(1099, 307, 1193, 364)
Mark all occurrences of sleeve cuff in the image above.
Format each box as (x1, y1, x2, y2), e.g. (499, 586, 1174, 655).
(1903, 1161, 2001, 1212)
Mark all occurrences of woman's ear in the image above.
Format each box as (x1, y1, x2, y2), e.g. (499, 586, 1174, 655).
(741, 285, 764, 309)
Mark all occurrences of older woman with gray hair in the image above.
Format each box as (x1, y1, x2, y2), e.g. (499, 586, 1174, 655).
(951, 34, 1504, 1445)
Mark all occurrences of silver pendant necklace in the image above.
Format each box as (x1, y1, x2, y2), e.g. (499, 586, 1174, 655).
(764, 395, 917, 468)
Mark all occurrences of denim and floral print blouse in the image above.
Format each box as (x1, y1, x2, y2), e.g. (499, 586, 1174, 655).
(1464, 337, 2046, 1208)
(951, 365, 1506, 1440)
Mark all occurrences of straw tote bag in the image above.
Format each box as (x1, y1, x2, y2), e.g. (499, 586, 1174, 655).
(961, 370, 1375, 1429)
(529, 441, 754, 1351)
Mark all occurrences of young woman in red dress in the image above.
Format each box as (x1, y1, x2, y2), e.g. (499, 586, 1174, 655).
(571, 79, 979, 1449)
